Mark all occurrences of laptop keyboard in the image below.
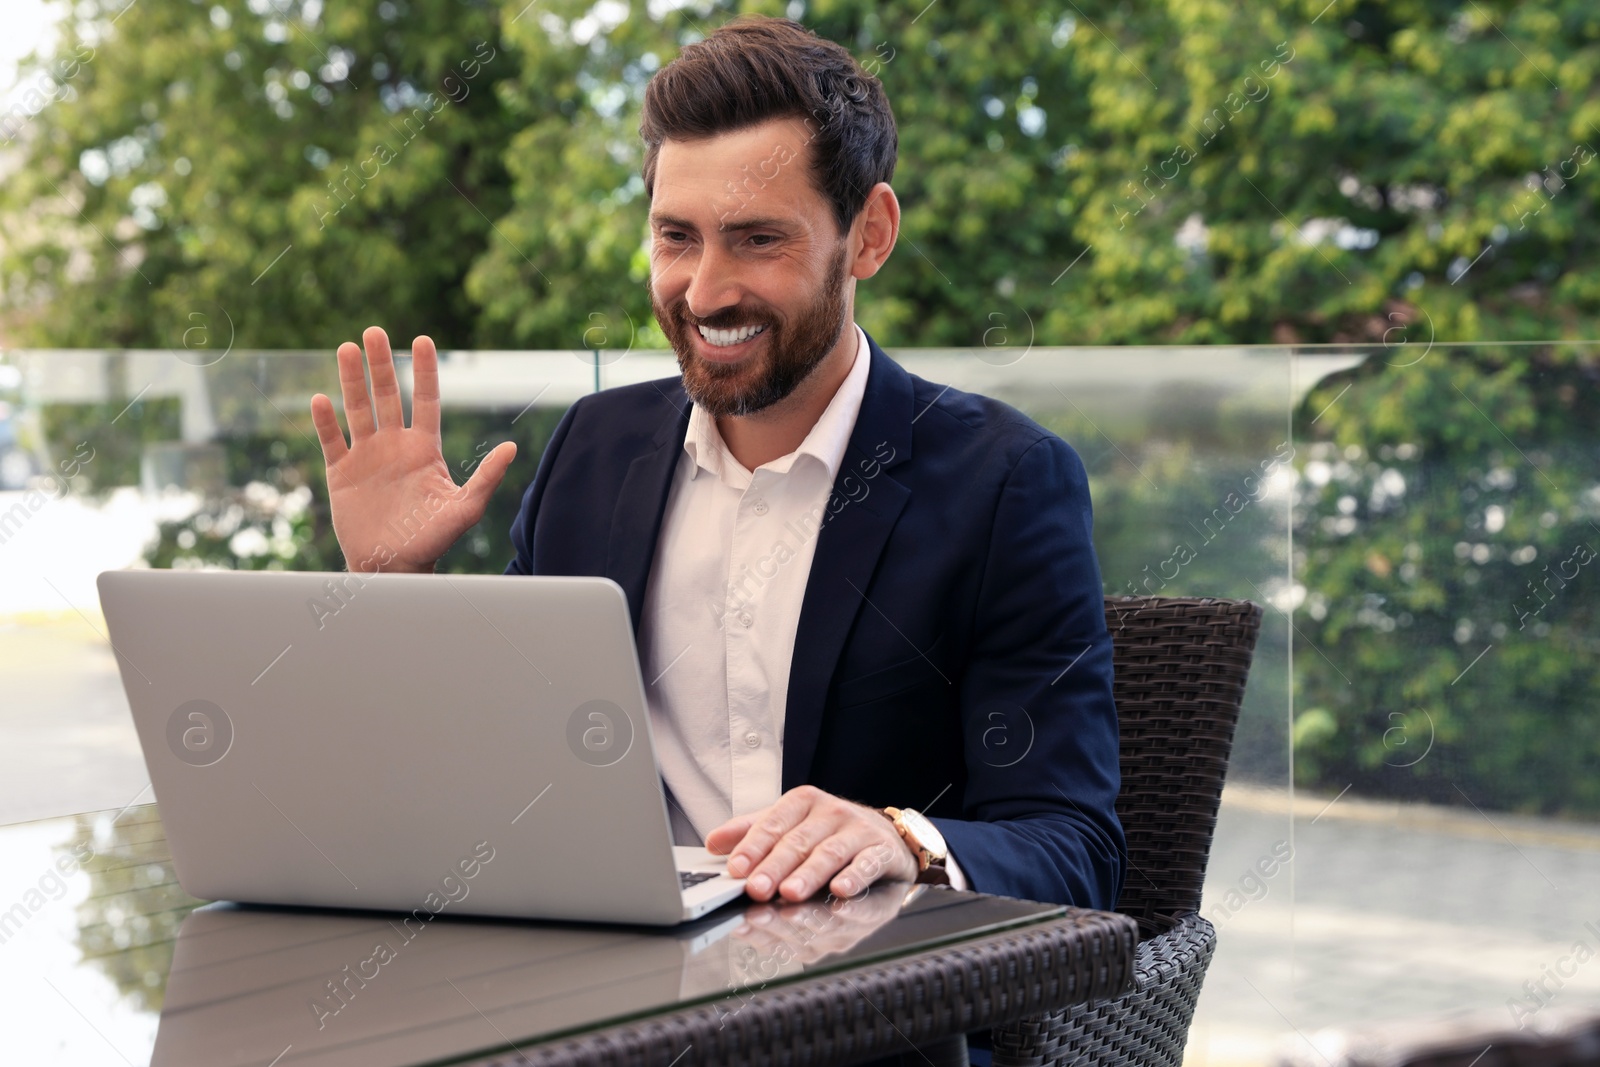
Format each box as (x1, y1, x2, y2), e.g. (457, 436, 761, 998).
(679, 870, 720, 889)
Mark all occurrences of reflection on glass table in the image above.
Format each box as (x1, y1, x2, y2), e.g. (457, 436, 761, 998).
(155, 886, 932, 1066)
(3, 803, 1077, 1067)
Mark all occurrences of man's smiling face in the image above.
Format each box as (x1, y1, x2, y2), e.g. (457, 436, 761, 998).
(648, 115, 855, 419)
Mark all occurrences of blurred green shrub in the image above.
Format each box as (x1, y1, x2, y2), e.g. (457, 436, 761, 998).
(1292, 347, 1600, 815)
(140, 404, 567, 575)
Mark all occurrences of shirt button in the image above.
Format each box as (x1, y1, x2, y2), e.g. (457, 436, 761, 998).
(752, 499, 769, 516)
(739, 613, 753, 628)
(744, 732, 761, 748)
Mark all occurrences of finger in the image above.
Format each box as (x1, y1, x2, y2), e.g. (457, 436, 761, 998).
(737, 902, 782, 931)
(749, 813, 841, 902)
(733, 908, 794, 956)
(705, 814, 757, 856)
(723, 790, 815, 880)
(460, 442, 517, 510)
(363, 325, 405, 430)
(411, 335, 440, 436)
(827, 839, 911, 899)
(746, 907, 825, 960)
(309, 393, 349, 465)
(731, 921, 787, 956)
(765, 900, 834, 942)
(337, 340, 377, 440)
(771, 826, 867, 902)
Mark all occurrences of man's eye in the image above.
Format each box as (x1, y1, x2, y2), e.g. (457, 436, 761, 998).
(660, 231, 688, 243)
(749, 234, 776, 247)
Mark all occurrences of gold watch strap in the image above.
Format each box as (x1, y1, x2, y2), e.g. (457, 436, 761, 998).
(878, 807, 951, 885)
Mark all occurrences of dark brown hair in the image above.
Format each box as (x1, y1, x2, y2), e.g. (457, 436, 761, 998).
(639, 14, 897, 236)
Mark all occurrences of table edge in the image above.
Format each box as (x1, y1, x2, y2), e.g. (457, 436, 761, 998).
(441, 907, 1139, 1067)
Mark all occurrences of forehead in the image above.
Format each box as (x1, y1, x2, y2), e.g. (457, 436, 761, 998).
(651, 114, 825, 229)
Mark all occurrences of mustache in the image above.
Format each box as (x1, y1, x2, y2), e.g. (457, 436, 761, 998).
(678, 309, 775, 330)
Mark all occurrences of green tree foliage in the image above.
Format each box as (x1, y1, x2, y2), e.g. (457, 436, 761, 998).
(72, 808, 203, 1014)
(7, 0, 1598, 348)
(1048, 0, 1600, 344)
(139, 371, 569, 579)
(0, 0, 516, 349)
(472, 0, 1598, 348)
(1293, 346, 1600, 815)
(1043, 398, 1296, 783)
(40, 392, 181, 489)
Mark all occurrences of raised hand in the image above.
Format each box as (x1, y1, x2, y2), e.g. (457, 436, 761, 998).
(310, 326, 517, 575)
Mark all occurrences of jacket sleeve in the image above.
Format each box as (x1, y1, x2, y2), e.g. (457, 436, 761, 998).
(503, 400, 581, 577)
(928, 434, 1125, 910)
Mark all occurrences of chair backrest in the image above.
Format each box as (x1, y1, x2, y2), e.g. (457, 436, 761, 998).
(1102, 596, 1263, 938)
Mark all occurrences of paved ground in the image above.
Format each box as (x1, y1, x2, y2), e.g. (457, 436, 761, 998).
(0, 617, 151, 825)
(1190, 786, 1600, 1065)
(5, 609, 1600, 1064)
(0, 485, 164, 824)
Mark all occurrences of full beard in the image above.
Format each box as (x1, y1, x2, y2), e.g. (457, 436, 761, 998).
(653, 242, 851, 418)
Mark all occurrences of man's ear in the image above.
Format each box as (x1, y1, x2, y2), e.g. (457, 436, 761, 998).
(850, 182, 900, 281)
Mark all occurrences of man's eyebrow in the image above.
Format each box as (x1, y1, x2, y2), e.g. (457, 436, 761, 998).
(650, 212, 796, 234)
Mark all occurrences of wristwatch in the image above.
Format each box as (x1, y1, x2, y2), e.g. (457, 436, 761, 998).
(878, 806, 951, 886)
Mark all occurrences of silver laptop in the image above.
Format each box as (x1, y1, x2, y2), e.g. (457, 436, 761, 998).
(96, 569, 746, 924)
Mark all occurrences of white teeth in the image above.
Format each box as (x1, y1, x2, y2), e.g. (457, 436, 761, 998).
(697, 323, 768, 347)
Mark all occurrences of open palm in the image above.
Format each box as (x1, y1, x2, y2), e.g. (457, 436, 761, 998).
(310, 326, 516, 575)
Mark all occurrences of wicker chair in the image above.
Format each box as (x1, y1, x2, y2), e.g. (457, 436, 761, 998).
(988, 595, 1264, 1067)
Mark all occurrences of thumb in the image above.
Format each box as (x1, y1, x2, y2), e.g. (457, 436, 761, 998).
(460, 441, 517, 508)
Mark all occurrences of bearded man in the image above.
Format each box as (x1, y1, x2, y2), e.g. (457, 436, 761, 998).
(312, 14, 1123, 914)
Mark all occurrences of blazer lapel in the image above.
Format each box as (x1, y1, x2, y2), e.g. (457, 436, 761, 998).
(605, 383, 691, 634)
(782, 334, 916, 790)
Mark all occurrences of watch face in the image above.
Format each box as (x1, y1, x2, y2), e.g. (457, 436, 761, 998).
(901, 809, 947, 856)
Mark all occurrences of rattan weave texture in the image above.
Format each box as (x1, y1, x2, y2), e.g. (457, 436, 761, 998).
(990, 914, 1217, 1067)
(460, 907, 1138, 1067)
(990, 596, 1263, 1067)
(1102, 597, 1263, 938)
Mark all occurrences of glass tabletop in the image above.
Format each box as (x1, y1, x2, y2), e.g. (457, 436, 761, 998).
(1, 803, 1068, 1066)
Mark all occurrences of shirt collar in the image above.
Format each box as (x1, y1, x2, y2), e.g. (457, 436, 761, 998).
(683, 322, 871, 484)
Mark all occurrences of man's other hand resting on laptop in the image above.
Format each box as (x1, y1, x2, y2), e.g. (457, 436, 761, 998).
(706, 787, 915, 902)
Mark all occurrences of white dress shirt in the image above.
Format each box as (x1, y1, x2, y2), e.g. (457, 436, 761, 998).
(636, 322, 968, 890)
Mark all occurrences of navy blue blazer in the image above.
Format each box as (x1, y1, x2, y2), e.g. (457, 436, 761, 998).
(504, 331, 1125, 909)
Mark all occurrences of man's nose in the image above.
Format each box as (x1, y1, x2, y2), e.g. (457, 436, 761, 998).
(684, 241, 744, 319)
